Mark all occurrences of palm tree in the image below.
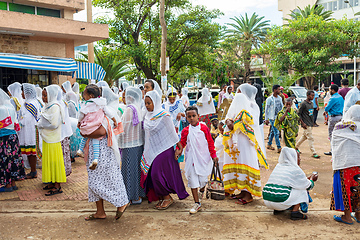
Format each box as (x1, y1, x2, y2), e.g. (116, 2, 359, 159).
(226, 13, 270, 83)
(79, 48, 132, 87)
(285, 5, 333, 22)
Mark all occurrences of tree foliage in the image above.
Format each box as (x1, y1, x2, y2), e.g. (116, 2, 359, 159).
(284, 4, 333, 22)
(260, 14, 360, 88)
(93, 0, 222, 87)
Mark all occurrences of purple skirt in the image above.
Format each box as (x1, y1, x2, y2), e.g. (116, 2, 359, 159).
(144, 147, 189, 201)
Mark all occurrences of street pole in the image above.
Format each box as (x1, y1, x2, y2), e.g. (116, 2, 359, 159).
(87, 0, 94, 64)
(345, 1, 357, 86)
(159, 0, 167, 94)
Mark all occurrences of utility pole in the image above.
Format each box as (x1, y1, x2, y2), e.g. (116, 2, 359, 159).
(87, 0, 94, 64)
(159, 0, 167, 93)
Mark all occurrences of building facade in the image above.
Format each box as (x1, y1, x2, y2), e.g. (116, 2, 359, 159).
(0, 0, 108, 89)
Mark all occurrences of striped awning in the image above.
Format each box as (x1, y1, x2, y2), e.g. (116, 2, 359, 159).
(0, 53, 77, 72)
(75, 61, 106, 81)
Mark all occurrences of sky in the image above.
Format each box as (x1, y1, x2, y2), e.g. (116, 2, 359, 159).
(74, 0, 283, 26)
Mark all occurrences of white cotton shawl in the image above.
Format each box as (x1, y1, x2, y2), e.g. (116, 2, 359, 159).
(184, 122, 213, 177)
(62, 81, 72, 94)
(102, 87, 120, 122)
(332, 105, 360, 170)
(8, 82, 24, 111)
(181, 87, 190, 108)
(197, 88, 216, 116)
(66, 92, 79, 119)
(143, 91, 178, 167)
(223, 86, 234, 100)
(35, 86, 44, 107)
(20, 83, 41, 123)
(267, 147, 311, 190)
(112, 86, 119, 95)
(72, 82, 81, 102)
(56, 86, 73, 140)
(0, 88, 17, 130)
(80, 97, 107, 115)
(96, 81, 109, 88)
(148, 79, 162, 97)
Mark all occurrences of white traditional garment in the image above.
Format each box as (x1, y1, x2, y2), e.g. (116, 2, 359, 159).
(181, 88, 190, 108)
(184, 122, 213, 179)
(112, 86, 119, 95)
(56, 86, 73, 140)
(162, 88, 185, 129)
(72, 82, 81, 102)
(37, 85, 64, 143)
(332, 105, 360, 171)
(62, 81, 72, 94)
(118, 86, 144, 149)
(143, 91, 178, 167)
(18, 83, 41, 146)
(147, 79, 162, 97)
(35, 87, 44, 108)
(197, 88, 216, 116)
(343, 87, 360, 114)
(0, 88, 17, 130)
(223, 86, 234, 100)
(102, 87, 121, 122)
(96, 81, 109, 88)
(7, 82, 24, 116)
(120, 82, 130, 92)
(66, 92, 79, 119)
(264, 147, 312, 210)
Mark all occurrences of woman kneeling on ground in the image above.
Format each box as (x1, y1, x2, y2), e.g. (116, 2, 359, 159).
(263, 147, 318, 220)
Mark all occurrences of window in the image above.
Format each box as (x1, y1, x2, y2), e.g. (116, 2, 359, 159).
(27, 70, 50, 87)
(333, 1, 338, 11)
(37, 7, 60, 18)
(355, 0, 359, 6)
(9, 3, 35, 14)
(0, 1, 7, 10)
(338, 0, 344, 10)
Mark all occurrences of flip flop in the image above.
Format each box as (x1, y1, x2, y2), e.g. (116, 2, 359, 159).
(85, 214, 106, 221)
(115, 203, 130, 220)
(351, 213, 360, 223)
(237, 198, 253, 205)
(312, 154, 320, 159)
(157, 198, 174, 210)
(333, 215, 353, 225)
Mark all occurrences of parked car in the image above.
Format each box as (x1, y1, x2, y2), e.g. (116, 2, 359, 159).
(188, 88, 220, 107)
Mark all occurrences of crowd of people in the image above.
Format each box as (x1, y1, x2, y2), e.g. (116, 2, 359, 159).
(0, 78, 359, 224)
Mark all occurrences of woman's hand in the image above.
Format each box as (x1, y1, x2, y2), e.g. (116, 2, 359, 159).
(176, 113, 182, 121)
(175, 148, 182, 160)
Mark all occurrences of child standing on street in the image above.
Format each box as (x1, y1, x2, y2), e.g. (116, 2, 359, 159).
(295, 90, 320, 159)
(175, 106, 218, 214)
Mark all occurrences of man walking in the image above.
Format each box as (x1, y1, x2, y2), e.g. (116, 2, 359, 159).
(324, 84, 344, 156)
(313, 86, 320, 127)
(343, 79, 360, 114)
(265, 85, 283, 153)
(295, 90, 320, 159)
(338, 78, 351, 100)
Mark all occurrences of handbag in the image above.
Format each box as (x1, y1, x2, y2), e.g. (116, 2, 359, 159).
(206, 163, 225, 200)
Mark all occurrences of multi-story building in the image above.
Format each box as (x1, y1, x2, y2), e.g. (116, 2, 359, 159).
(278, 0, 360, 86)
(0, 0, 108, 89)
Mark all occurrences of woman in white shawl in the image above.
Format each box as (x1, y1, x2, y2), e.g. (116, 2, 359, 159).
(7, 82, 24, 120)
(65, 91, 82, 161)
(223, 86, 234, 100)
(143, 91, 189, 209)
(72, 82, 81, 102)
(0, 89, 25, 192)
(222, 84, 268, 204)
(19, 83, 41, 179)
(162, 87, 186, 132)
(102, 87, 121, 121)
(35, 86, 44, 108)
(331, 105, 360, 224)
(118, 87, 145, 204)
(56, 86, 73, 176)
(144, 79, 162, 97)
(96, 81, 109, 88)
(196, 88, 216, 129)
(37, 85, 66, 196)
(263, 147, 317, 220)
(181, 88, 190, 108)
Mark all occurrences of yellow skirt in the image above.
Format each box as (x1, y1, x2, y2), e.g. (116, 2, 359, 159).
(42, 141, 66, 183)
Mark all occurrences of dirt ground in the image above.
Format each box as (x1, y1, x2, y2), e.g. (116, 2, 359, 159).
(1, 110, 360, 240)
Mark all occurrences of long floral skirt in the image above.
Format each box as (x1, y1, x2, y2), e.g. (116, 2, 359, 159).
(61, 137, 72, 176)
(0, 134, 25, 186)
(70, 128, 82, 159)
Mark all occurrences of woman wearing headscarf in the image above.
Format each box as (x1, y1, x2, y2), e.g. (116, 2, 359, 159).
(7, 82, 24, 120)
(223, 84, 268, 204)
(35, 86, 44, 108)
(144, 79, 162, 97)
(263, 147, 317, 220)
(143, 91, 189, 209)
(56, 86, 73, 176)
(72, 82, 81, 102)
(18, 83, 41, 179)
(37, 85, 66, 196)
(196, 88, 216, 129)
(102, 87, 122, 120)
(66, 91, 82, 161)
(223, 86, 234, 100)
(162, 87, 186, 132)
(112, 86, 119, 96)
(118, 87, 145, 204)
(331, 105, 360, 225)
(96, 81, 109, 88)
(181, 88, 190, 108)
(0, 89, 25, 192)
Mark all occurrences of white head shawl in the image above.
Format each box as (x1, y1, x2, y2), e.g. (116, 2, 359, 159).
(239, 84, 257, 101)
(0, 88, 16, 125)
(0, 88, 11, 105)
(96, 81, 109, 88)
(112, 86, 119, 95)
(266, 147, 311, 190)
(66, 91, 79, 118)
(147, 79, 162, 97)
(72, 82, 80, 94)
(56, 85, 73, 139)
(120, 82, 129, 91)
(332, 105, 360, 170)
(23, 83, 37, 100)
(43, 85, 65, 123)
(143, 90, 179, 167)
(61, 81, 73, 94)
(125, 86, 142, 119)
(197, 88, 215, 116)
(181, 87, 190, 108)
(102, 86, 120, 121)
(35, 86, 44, 107)
(224, 86, 234, 99)
(8, 82, 24, 105)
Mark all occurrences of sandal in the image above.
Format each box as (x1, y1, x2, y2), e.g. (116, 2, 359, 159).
(351, 212, 360, 223)
(43, 184, 55, 190)
(154, 200, 163, 209)
(25, 171, 37, 179)
(115, 203, 130, 220)
(266, 145, 275, 150)
(45, 187, 63, 196)
(237, 198, 253, 205)
(291, 211, 308, 220)
(157, 197, 174, 210)
(333, 215, 353, 225)
(312, 154, 320, 159)
(85, 214, 106, 221)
